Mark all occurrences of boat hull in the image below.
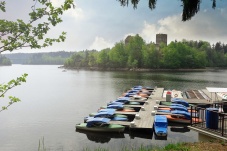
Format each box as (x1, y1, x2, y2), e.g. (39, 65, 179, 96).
(165, 115, 202, 124)
(76, 123, 125, 132)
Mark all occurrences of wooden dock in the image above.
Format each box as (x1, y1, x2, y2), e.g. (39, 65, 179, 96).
(104, 87, 217, 130)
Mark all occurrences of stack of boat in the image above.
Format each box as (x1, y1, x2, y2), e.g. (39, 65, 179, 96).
(76, 85, 152, 133)
(156, 98, 202, 124)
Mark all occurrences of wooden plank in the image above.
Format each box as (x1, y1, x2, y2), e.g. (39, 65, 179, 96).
(150, 88, 164, 99)
(201, 89, 223, 102)
(184, 98, 212, 104)
(130, 98, 156, 129)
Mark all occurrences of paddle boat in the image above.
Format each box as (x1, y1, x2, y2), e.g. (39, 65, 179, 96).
(158, 105, 197, 114)
(100, 104, 136, 112)
(153, 115, 168, 137)
(89, 109, 127, 118)
(76, 117, 125, 132)
(84, 115, 128, 123)
(108, 100, 140, 106)
(161, 110, 202, 124)
(84, 110, 128, 122)
(171, 98, 190, 107)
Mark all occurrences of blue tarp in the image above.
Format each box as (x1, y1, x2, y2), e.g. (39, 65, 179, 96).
(94, 111, 114, 118)
(155, 115, 168, 127)
(170, 106, 188, 112)
(171, 99, 189, 107)
(108, 101, 124, 105)
(107, 104, 124, 109)
(171, 110, 191, 119)
(99, 109, 116, 112)
(86, 117, 111, 127)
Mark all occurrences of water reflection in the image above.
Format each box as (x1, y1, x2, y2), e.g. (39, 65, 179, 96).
(76, 129, 125, 143)
(170, 126, 190, 133)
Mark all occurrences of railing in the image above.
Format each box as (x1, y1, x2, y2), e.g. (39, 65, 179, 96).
(190, 106, 227, 137)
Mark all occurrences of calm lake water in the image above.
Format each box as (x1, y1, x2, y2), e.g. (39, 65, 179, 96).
(0, 65, 227, 151)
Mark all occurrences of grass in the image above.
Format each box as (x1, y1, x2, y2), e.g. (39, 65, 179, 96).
(38, 137, 46, 151)
(37, 138, 227, 151)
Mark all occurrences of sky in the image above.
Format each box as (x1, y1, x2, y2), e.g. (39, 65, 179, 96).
(2, 0, 227, 53)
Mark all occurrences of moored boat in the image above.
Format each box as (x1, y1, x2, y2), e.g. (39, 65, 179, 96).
(158, 105, 197, 113)
(153, 115, 168, 137)
(76, 118, 125, 132)
(84, 111, 128, 122)
(163, 110, 202, 124)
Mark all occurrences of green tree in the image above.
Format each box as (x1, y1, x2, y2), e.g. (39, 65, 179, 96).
(109, 41, 127, 68)
(96, 48, 110, 68)
(0, 55, 11, 65)
(0, 0, 74, 111)
(125, 34, 145, 68)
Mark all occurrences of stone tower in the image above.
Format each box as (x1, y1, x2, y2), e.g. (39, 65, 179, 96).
(156, 34, 167, 45)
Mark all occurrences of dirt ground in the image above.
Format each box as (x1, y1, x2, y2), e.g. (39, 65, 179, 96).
(183, 141, 227, 151)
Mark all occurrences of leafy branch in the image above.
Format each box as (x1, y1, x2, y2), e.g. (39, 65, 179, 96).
(0, 0, 75, 53)
(0, 73, 28, 112)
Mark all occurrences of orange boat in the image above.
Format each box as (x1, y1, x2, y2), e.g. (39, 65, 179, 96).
(161, 110, 202, 124)
(158, 107, 196, 113)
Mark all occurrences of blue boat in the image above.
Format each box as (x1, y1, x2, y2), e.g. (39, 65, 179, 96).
(89, 109, 127, 118)
(171, 98, 189, 107)
(76, 118, 125, 132)
(153, 115, 168, 137)
(107, 104, 124, 109)
(84, 113, 128, 122)
(107, 101, 124, 106)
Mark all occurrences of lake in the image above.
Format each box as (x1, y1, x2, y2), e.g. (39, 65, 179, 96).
(0, 65, 227, 151)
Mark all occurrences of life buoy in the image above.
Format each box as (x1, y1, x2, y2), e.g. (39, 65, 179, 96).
(174, 94, 178, 97)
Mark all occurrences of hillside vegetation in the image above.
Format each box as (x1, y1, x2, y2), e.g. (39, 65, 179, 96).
(64, 35, 227, 69)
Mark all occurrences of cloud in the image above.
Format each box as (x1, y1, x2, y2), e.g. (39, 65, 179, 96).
(51, 0, 84, 19)
(65, 7, 84, 19)
(139, 8, 227, 45)
(88, 37, 114, 50)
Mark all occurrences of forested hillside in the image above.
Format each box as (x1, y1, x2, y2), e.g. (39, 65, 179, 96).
(4, 51, 74, 65)
(64, 35, 227, 69)
(0, 55, 11, 66)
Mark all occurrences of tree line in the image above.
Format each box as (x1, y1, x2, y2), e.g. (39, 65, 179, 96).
(64, 34, 227, 69)
(4, 51, 74, 65)
(0, 55, 11, 66)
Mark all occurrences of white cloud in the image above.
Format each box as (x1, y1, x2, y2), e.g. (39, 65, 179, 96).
(139, 9, 227, 45)
(51, 0, 84, 19)
(65, 7, 84, 19)
(89, 37, 114, 50)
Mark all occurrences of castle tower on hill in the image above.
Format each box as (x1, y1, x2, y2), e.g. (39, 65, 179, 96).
(156, 34, 167, 45)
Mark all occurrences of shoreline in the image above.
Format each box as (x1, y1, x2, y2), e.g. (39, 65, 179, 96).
(59, 66, 226, 72)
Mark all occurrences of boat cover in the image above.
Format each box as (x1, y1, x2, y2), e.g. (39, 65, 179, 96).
(108, 101, 124, 105)
(170, 104, 186, 108)
(128, 90, 140, 93)
(171, 110, 191, 119)
(86, 118, 111, 127)
(170, 106, 188, 112)
(171, 99, 189, 107)
(99, 109, 116, 112)
(133, 85, 143, 89)
(115, 97, 130, 103)
(94, 111, 114, 118)
(112, 117, 128, 121)
(107, 104, 124, 109)
(154, 115, 168, 127)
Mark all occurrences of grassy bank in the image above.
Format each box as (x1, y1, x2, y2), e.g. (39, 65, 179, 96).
(82, 140, 227, 151)
(37, 139, 227, 151)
